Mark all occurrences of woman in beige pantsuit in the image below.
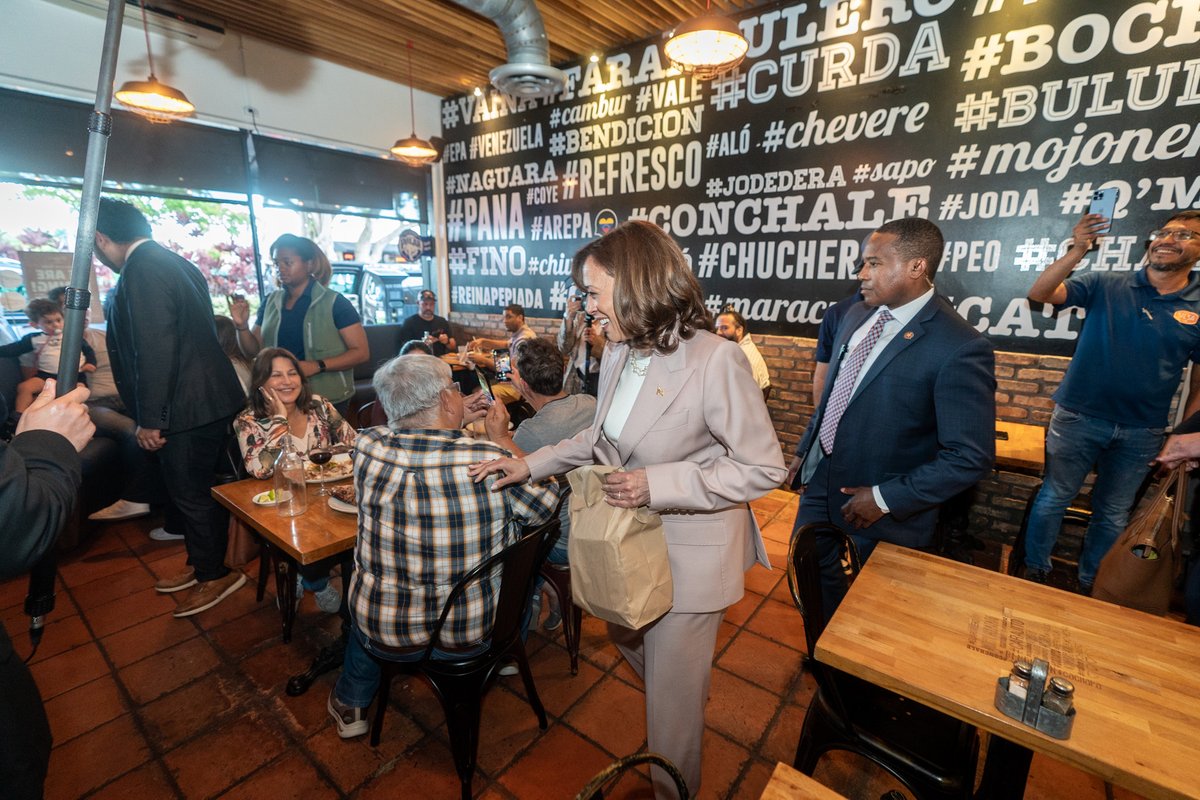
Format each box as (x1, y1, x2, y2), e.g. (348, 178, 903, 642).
(472, 221, 785, 799)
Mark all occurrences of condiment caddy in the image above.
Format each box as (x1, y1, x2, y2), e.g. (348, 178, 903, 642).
(994, 657, 1075, 739)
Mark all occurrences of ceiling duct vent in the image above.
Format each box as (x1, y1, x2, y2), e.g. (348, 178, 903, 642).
(450, 0, 565, 99)
(45, 0, 227, 50)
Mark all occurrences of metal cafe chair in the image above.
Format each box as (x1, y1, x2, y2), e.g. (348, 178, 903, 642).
(365, 517, 559, 800)
(788, 523, 980, 800)
(573, 752, 689, 800)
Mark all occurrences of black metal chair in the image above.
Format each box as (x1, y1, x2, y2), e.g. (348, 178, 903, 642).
(788, 523, 979, 800)
(536, 487, 581, 674)
(366, 517, 559, 800)
(573, 752, 689, 800)
(538, 559, 581, 674)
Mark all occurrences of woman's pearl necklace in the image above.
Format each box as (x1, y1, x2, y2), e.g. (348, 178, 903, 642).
(628, 352, 651, 377)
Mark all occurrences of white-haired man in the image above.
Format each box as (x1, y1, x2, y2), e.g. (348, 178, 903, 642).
(327, 354, 559, 737)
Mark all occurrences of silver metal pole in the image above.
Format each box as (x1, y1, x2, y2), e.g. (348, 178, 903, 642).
(56, 0, 124, 395)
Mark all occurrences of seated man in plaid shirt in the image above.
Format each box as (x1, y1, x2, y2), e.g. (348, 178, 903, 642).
(328, 354, 559, 738)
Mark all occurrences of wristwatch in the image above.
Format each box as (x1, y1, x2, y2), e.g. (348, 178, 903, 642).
(317, 359, 327, 373)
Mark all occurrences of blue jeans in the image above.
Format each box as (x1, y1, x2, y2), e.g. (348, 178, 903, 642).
(1024, 406, 1163, 586)
(335, 623, 487, 708)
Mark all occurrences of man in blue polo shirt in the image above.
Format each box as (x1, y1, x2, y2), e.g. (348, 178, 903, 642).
(1023, 210, 1200, 591)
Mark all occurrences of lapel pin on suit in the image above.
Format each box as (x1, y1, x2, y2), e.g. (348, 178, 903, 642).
(903, 331, 914, 340)
(656, 387, 665, 396)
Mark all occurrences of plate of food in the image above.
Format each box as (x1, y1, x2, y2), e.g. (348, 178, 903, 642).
(252, 489, 280, 506)
(328, 483, 357, 514)
(305, 453, 352, 484)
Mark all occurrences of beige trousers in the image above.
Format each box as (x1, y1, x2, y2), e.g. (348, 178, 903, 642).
(608, 608, 726, 800)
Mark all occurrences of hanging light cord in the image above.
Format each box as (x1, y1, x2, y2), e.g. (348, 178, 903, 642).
(139, 0, 158, 78)
(406, 40, 418, 135)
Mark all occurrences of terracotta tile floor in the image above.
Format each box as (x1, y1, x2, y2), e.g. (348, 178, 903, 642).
(0, 490, 1145, 799)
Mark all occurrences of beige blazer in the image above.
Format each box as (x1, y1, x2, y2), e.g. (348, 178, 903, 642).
(525, 330, 786, 613)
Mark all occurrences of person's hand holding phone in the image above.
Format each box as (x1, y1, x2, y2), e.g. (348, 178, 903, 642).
(463, 389, 491, 424)
(483, 397, 513, 444)
(1072, 213, 1110, 253)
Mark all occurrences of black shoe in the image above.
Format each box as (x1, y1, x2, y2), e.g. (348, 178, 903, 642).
(1025, 568, 1049, 584)
(1076, 581, 1093, 596)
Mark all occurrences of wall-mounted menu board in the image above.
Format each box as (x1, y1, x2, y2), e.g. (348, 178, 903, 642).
(440, 0, 1200, 355)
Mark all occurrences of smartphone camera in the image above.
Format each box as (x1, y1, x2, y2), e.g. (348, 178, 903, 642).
(492, 349, 512, 381)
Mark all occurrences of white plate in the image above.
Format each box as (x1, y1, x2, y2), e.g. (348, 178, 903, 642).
(252, 490, 279, 506)
(327, 496, 357, 514)
(305, 453, 352, 484)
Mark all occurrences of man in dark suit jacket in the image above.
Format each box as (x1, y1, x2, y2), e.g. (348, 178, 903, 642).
(789, 217, 996, 618)
(94, 199, 247, 618)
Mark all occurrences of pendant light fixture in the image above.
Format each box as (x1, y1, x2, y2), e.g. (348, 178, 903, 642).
(664, 1, 749, 80)
(391, 41, 442, 167)
(114, 0, 195, 123)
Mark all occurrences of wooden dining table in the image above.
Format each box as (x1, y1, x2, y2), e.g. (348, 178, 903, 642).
(759, 762, 847, 800)
(994, 419, 1045, 475)
(213, 476, 358, 695)
(815, 543, 1200, 800)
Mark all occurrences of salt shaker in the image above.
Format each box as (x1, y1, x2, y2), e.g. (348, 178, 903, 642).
(1008, 660, 1033, 700)
(1042, 676, 1075, 715)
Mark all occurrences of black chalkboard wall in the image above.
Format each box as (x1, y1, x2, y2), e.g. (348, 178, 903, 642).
(440, 0, 1200, 356)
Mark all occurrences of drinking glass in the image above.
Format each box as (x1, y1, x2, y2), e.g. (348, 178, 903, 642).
(308, 445, 333, 496)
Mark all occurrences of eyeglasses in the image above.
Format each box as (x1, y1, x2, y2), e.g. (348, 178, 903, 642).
(443, 382, 462, 395)
(1150, 229, 1198, 242)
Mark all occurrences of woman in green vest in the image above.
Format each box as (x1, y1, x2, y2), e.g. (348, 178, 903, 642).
(228, 234, 369, 414)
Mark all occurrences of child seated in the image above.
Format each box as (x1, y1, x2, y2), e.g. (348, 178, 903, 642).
(13, 298, 96, 412)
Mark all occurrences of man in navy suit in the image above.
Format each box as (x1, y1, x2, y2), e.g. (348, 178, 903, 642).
(789, 217, 996, 618)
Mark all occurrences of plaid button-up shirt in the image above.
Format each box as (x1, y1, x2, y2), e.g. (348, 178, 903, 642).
(349, 427, 559, 649)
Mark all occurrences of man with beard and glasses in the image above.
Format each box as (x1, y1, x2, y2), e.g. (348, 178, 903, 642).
(1023, 210, 1200, 593)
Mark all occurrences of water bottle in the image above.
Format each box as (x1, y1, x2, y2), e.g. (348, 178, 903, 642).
(274, 438, 308, 517)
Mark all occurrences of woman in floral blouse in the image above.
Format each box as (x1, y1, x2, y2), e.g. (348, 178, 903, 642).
(234, 347, 356, 478)
(234, 347, 356, 612)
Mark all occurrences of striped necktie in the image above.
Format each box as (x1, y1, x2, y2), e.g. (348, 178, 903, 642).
(818, 309, 894, 454)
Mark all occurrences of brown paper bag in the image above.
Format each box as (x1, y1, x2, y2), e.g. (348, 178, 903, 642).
(1092, 466, 1186, 616)
(566, 465, 673, 629)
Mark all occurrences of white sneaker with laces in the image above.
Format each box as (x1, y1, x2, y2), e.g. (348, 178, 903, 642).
(88, 499, 151, 521)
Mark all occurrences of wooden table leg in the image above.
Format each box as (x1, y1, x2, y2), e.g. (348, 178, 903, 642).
(284, 551, 354, 697)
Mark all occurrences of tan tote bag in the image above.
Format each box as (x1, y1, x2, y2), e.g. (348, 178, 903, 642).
(566, 465, 673, 629)
(1092, 466, 1186, 616)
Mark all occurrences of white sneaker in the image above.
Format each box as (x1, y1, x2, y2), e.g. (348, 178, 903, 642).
(88, 499, 151, 521)
(148, 527, 185, 541)
(313, 581, 341, 614)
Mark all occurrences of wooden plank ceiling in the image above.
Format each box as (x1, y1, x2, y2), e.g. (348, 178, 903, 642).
(182, 0, 767, 98)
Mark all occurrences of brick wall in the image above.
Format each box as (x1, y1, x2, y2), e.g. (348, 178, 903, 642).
(449, 311, 1082, 569)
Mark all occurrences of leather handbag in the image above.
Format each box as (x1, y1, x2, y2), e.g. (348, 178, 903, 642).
(566, 465, 673, 629)
(1092, 466, 1187, 616)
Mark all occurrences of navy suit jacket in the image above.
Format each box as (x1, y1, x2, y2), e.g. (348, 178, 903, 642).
(796, 294, 996, 547)
(106, 241, 245, 434)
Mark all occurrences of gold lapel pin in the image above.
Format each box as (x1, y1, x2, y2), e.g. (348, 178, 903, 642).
(656, 387, 665, 396)
(903, 331, 914, 340)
